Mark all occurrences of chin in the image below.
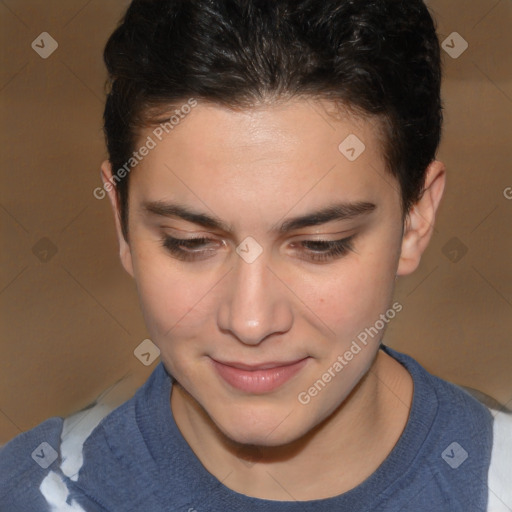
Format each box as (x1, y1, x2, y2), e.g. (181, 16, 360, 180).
(213, 404, 310, 448)
(225, 425, 299, 449)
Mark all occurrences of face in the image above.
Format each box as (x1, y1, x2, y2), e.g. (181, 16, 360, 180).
(103, 99, 434, 447)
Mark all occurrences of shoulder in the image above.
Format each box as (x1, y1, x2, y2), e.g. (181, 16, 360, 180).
(0, 399, 117, 511)
(412, 358, 512, 511)
(382, 346, 496, 510)
(386, 345, 494, 434)
(0, 417, 65, 510)
(0, 365, 170, 511)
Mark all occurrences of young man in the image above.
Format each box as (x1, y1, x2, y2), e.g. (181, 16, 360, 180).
(1, 0, 510, 510)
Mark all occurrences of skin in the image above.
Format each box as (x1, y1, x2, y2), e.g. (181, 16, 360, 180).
(102, 98, 445, 501)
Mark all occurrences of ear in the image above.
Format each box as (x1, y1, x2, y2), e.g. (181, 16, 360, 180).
(396, 160, 446, 276)
(100, 160, 134, 278)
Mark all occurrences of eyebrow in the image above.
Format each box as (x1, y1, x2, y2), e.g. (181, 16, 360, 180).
(142, 200, 376, 234)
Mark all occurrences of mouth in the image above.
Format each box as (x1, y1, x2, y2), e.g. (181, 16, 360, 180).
(210, 357, 310, 394)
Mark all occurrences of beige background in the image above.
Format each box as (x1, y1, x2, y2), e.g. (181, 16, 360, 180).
(1, 0, 511, 444)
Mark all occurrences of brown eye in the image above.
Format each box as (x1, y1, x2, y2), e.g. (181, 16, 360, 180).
(295, 236, 355, 263)
(161, 236, 219, 261)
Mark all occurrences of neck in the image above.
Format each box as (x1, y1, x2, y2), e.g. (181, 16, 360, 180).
(171, 349, 413, 501)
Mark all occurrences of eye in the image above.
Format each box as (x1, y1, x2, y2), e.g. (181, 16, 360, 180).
(161, 235, 355, 263)
(161, 236, 222, 261)
(292, 236, 355, 263)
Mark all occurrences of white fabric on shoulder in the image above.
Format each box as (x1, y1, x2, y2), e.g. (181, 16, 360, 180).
(60, 403, 112, 481)
(59, 371, 141, 481)
(40, 471, 87, 512)
(487, 406, 512, 512)
(39, 402, 111, 512)
(38, 372, 139, 512)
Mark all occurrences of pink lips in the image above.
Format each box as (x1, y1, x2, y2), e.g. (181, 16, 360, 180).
(211, 357, 309, 394)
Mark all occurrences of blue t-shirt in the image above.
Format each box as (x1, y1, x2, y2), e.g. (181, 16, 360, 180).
(1, 346, 511, 511)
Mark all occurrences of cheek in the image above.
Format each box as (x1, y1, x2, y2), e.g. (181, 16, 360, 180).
(295, 239, 399, 341)
(131, 253, 218, 382)
(130, 247, 215, 338)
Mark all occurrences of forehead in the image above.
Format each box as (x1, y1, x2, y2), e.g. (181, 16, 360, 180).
(142, 99, 381, 163)
(129, 99, 397, 223)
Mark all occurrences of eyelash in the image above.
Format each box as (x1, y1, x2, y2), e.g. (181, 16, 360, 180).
(161, 235, 355, 263)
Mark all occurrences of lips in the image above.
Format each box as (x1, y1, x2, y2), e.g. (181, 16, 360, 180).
(211, 357, 310, 394)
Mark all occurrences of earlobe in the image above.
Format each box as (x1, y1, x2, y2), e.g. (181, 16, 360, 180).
(100, 160, 135, 278)
(397, 160, 446, 276)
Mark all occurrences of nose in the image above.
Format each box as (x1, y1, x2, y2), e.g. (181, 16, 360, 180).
(217, 252, 293, 346)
